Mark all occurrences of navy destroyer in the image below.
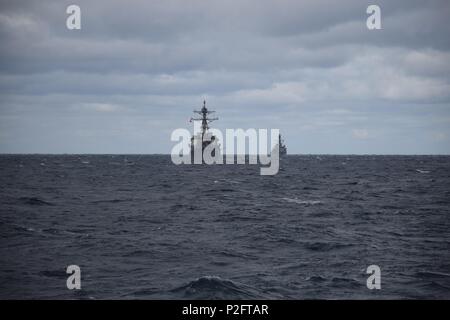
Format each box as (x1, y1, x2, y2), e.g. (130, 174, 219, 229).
(279, 134, 287, 156)
(190, 100, 220, 160)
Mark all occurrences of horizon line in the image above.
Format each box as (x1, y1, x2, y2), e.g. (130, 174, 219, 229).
(1, 153, 450, 156)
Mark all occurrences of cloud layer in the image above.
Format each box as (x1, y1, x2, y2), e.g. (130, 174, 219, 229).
(1, 0, 450, 153)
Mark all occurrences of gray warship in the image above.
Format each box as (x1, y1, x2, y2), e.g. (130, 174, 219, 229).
(190, 100, 220, 160)
(189, 100, 286, 160)
(279, 134, 287, 156)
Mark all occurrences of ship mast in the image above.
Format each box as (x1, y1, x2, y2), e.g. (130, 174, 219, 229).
(191, 100, 218, 136)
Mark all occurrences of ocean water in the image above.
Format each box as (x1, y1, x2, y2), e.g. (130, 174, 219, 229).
(0, 155, 449, 299)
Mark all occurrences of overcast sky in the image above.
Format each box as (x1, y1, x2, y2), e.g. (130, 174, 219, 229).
(0, 0, 449, 154)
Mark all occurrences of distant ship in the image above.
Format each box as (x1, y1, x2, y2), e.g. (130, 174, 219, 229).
(279, 134, 287, 156)
(189, 101, 286, 159)
(189, 100, 220, 161)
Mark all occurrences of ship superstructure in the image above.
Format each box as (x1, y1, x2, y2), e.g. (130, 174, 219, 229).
(279, 134, 287, 156)
(190, 100, 220, 160)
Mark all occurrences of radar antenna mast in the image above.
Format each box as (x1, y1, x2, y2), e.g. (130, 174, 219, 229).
(190, 100, 218, 137)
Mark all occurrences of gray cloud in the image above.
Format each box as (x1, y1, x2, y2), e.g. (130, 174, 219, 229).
(0, 0, 449, 154)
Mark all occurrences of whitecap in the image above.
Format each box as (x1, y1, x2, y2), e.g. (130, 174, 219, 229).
(282, 197, 322, 205)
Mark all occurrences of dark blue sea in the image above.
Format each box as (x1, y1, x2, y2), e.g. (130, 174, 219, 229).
(0, 155, 449, 299)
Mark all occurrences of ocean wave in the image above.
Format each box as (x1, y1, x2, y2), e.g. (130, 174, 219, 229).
(18, 197, 54, 206)
(416, 271, 450, 279)
(330, 277, 360, 288)
(282, 197, 322, 205)
(169, 276, 270, 300)
(412, 271, 450, 293)
(91, 198, 135, 204)
(303, 241, 353, 252)
(39, 269, 67, 279)
(305, 275, 327, 282)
